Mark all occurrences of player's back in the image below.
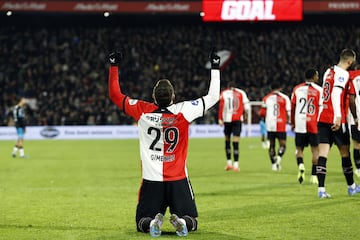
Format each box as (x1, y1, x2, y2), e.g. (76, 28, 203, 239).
(131, 99, 207, 182)
(263, 91, 290, 132)
(219, 88, 248, 122)
(292, 82, 322, 133)
(12, 105, 25, 127)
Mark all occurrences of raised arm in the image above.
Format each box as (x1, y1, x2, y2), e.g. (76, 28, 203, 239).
(108, 51, 126, 110)
(203, 48, 221, 111)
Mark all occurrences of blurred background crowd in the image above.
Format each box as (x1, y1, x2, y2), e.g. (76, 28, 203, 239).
(0, 13, 359, 126)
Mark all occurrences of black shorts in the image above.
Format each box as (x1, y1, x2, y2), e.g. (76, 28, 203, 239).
(267, 131, 286, 141)
(224, 121, 242, 136)
(318, 122, 350, 146)
(351, 125, 360, 142)
(295, 132, 319, 147)
(136, 178, 198, 230)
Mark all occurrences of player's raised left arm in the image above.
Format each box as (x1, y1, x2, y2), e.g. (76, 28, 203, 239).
(108, 50, 127, 110)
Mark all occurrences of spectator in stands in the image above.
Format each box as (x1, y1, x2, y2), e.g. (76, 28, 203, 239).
(0, 15, 359, 126)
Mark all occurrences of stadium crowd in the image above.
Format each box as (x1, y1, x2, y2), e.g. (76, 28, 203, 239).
(0, 14, 359, 126)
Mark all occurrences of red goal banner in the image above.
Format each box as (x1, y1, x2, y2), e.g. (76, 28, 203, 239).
(202, 0, 303, 21)
(0, 1, 357, 14)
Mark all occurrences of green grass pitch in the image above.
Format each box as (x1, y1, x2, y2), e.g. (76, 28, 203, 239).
(1, 137, 359, 239)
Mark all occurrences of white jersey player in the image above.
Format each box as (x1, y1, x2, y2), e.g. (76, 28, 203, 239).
(259, 85, 291, 171)
(108, 48, 220, 237)
(316, 48, 360, 199)
(218, 87, 250, 171)
(290, 69, 322, 184)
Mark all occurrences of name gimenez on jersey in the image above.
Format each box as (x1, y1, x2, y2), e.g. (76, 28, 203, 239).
(151, 154, 175, 162)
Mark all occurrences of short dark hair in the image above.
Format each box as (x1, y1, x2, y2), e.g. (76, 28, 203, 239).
(340, 48, 356, 61)
(305, 69, 317, 79)
(153, 79, 174, 108)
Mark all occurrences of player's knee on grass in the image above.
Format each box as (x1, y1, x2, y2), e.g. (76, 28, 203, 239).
(137, 217, 152, 233)
(183, 215, 198, 232)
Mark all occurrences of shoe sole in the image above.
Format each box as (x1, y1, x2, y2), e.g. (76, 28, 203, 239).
(169, 214, 188, 237)
(225, 166, 233, 171)
(150, 213, 164, 237)
(318, 193, 331, 199)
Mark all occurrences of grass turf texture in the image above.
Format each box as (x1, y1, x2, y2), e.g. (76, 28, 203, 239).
(1, 137, 359, 240)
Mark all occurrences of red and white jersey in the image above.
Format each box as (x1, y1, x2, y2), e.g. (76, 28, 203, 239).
(218, 87, 250, 122)
(318, 65, 350, 124)
(260, 91, 291, 132)
(347, 70, 360, 129)
(290, 82, 323, 133)
(109, 66, 220, 182)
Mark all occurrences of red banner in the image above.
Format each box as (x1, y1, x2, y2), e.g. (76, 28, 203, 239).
(0, 1, 201, 13)
(0, 1, 359, 14)
(202, 0, 303, 22)
(304, 1, 360, 12)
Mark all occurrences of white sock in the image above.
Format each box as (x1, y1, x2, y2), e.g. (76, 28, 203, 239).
(19, 148, 25, 157)
(179, 218, 186, 226)
(349, 183, 356, 189)
(318, 187, 325, 193)
(233, 161, 239, 169)
(12, 147, 18, 154)
(299, 163, 305, 170)
(150, 219, 155, 227)
(227, 160, 232, 166)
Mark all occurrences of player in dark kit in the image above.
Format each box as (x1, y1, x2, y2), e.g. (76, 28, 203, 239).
(108, 48, 220, 237)
(11, 98, 27, 158)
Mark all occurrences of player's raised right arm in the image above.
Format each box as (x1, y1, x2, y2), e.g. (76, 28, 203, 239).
(108, 51, 126, 110)
(203, 48, 220, 111)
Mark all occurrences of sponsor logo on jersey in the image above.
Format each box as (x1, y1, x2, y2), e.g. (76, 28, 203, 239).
(338, 76, 345, 82)
(146, 115, 177, 126)
(191, 100, 199, 105)
(129, 99, 138, 105)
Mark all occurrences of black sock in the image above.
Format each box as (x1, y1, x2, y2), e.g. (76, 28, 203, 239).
(137, 217, 152, 233)
(297, 157, 303, 166)
(311, 164, 316, 175)
(183, 215, 198, 232)
(278, 145, 286, 157)
(353, 149, 360, 169)
(269, 147, 276, 164)
(225, 140, 231, 160)
(316, 157, 327, 187)
(342, 156, 354, 186)
(233, 142, 239, 162)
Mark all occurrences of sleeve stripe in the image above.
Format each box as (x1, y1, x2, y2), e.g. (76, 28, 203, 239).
(334, 85, 344, 90)
(122, 96, 128, 115)
(201, 97, 205, 117)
